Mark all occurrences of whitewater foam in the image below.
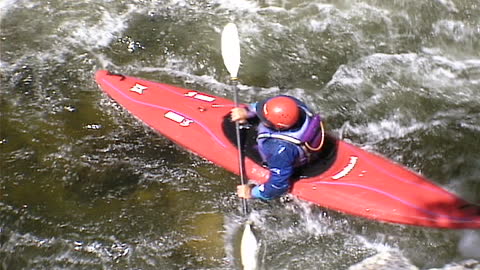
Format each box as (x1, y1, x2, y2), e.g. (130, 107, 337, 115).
(0, 0, 17, 20)
(459, 230, 480, 259)
(61, 5, 139, 50)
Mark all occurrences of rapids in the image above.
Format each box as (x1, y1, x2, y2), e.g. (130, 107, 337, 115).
(1, 0, 479, 269)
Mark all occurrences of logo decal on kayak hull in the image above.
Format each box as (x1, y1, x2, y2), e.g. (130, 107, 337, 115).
(332, 156, 358, 180)
(164, 111, 193, 127)
(185, 91, 215, 102)
(130, 83, 148, 94)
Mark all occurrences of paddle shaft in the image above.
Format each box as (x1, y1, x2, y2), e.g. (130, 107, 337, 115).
(232, 79, 249, 215)
(221, 23, 258, 269)
(221, 22, 250, 215)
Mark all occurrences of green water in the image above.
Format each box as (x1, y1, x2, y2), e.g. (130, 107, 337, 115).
(1, 0, 479, 269)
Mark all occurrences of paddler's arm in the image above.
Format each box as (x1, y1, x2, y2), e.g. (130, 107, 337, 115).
(238, 140, 298, 200)
(230, 103, 257, 122)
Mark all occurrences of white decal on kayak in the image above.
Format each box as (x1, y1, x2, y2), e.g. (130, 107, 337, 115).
(332, 156, 358, 180)
(185, 91, 216, 102)
(130, 83, 148, 94)
(164, 111, 193, 127)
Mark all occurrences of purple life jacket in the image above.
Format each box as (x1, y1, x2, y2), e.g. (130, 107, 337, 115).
(257, 110, 325, 166)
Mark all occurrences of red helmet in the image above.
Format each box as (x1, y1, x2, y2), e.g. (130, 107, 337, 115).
(258, 96, 300, 130)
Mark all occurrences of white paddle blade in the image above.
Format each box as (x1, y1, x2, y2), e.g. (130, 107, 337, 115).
(240, 223, 258, 270)
(221, 23, 241, 78)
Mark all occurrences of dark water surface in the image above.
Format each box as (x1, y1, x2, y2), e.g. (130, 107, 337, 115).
(1, 0, 479, 269)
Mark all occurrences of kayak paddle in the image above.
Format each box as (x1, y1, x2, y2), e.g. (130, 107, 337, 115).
(221, 22, 259, 270)
(221, 22, 247, 211)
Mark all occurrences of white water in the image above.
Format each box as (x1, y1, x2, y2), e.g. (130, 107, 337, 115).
(1, 0, 479, 269)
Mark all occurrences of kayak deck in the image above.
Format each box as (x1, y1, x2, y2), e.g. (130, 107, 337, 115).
(95, 70, 480, 229)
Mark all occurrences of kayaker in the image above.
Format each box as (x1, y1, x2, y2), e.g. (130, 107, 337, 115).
(231, 95, 325, 200)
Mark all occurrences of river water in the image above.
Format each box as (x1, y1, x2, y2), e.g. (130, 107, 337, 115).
(1, 0, 479, 269)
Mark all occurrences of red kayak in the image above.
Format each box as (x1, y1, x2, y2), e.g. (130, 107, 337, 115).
(95, 70, 480, 229)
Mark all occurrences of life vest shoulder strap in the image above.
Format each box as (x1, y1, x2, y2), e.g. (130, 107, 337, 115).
(257, 133, 302, 145)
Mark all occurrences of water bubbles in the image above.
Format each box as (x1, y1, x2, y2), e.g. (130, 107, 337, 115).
(105, 242, 130, 260)
(117, 36, 145, 53)
(73, 240, 83, 251)
(86, 124, 102, 130)
(84, 242, 102, 253)
(63, 105, 77, 112)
